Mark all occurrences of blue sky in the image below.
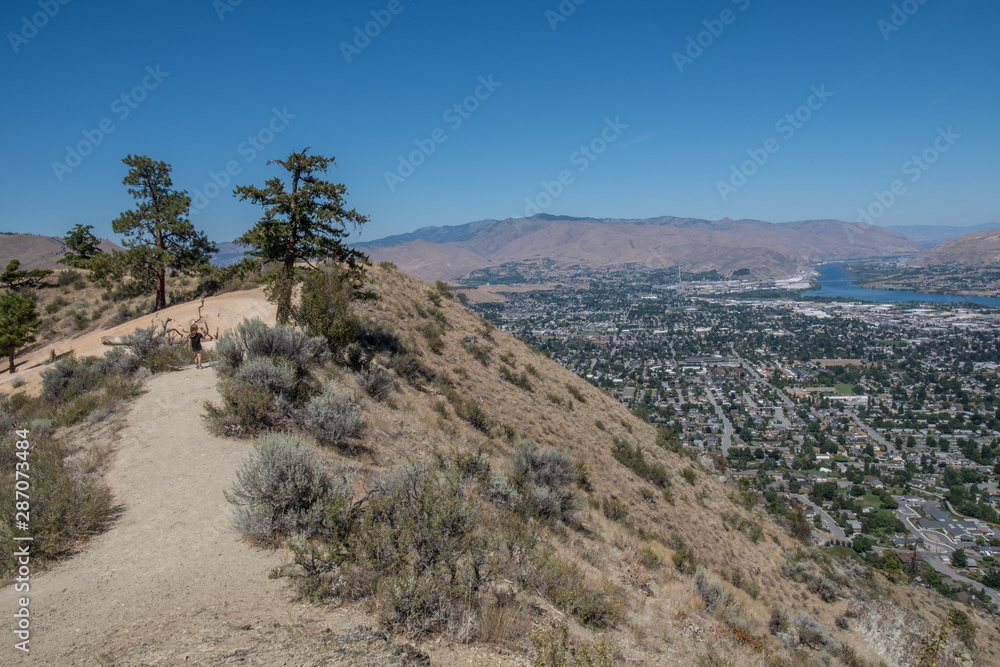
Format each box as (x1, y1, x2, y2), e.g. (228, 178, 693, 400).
(1, 0, 997, 244)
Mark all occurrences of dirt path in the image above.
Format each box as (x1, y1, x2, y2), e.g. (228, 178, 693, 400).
(0, 368, 433, 666)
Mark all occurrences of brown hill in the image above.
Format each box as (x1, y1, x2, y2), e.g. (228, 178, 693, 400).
(911, 228, 1000, 267)
(0, 233, 121, 271)
(1, 267, 994, 665)
(360, 215, 922, 281)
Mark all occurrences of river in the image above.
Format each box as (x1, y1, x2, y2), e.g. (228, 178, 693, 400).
(802, 263, 1000, 308)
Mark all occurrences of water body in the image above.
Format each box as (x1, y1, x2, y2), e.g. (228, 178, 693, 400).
(802, 263, 1000, 308)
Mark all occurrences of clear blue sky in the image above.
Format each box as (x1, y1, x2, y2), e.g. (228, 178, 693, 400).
(2, 0, 997, 244)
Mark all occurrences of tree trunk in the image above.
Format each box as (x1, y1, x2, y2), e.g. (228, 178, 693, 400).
(154, 268, 167, 311)
(277, 170, 301, 324)
(8, 351, 15, 374)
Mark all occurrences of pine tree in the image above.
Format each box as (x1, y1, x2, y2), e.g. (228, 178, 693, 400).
(234, 149, 368, 323)
(111, 155, 217, 311)
(59, 223, 104, 268)
(0, 291, 41, 373)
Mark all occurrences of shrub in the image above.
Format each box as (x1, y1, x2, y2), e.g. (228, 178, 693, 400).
(794, 612, 829, 648)
(121, 325, 164, 362)
(215, 317, 329, 376)
(302, 384, 363, 445)
(612, 439, 672, 489)
(41, 357, 100, 403)
(290, 459, 498, 636)
(224, 433, 330, 544)
(0, 438, 114, 570)
(769, 607, 790, 635)
(386, 352, 435, 385)
(681, 468, 697, 485)
(601, 496, 629, 522)
(355, 366, 396, 402)
(204, 360, 298, 437)
(57, 269, 82, 287)
(463, 338, 491, 365)
(522, 548, 624, 629)
(418, 321, 444, 354)
(296, 268, 364, 354)
(694, 567, 730, 612)
(672, 544, 698, 574)
(94, 346, 143, 378)
(499, 364, 533, 391)
(565, 383, 586, 403)
(507, 439, 578, 523)
(455, 399, 492, 434)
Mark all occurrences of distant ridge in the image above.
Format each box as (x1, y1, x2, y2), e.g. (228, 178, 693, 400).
(355, 214, 922, 281)
(887, 222, 1000, 248)
(0, 233, 122, 271)
(910, 228, 1000, 267)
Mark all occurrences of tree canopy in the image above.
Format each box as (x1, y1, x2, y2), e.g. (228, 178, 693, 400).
(60, 223, 104, 268)
(1, 259, 52, 290)
(234, 148, 368, 323)
(111, 155, 217, 310)
(0, 291, 41, 373)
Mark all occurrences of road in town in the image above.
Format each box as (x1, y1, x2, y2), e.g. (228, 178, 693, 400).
(847, 409, 895, 456)
(705, 385, 733, 456)
(791, 493, 848, 541)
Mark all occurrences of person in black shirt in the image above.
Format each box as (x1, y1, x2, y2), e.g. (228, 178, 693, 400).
(188, 324, 212, 369)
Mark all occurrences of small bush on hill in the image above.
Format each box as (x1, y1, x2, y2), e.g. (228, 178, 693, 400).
(612, 438, 672, 490)
(503, 439, 578, 523)
(355, 366, 396, 402)
(301, 384, 363, 445)
(224, 433, 330, 544)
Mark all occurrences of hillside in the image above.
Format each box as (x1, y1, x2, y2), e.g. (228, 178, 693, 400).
(910, 228, 1000, 268)
(356, 215, 923, 281)
(2, 266, 998, 665)
(889, 223, 1000, 248)
(0, 233, 121, 271)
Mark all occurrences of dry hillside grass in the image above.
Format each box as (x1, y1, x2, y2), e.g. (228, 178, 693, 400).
(278, 263, 1000, 666)
(4, 262, 1000, 665)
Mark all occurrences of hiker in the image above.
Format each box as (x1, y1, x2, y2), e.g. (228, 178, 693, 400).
(188, 323, 212, 369)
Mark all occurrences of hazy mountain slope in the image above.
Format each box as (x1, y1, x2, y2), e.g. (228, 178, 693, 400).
(910, 228, 1000, 267)
(359, 215, 923, 281)
(889, 222, 1000, 248)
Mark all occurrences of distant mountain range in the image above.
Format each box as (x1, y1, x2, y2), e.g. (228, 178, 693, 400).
(887, 222, 1000, 248)
(355, 214, 923, 282)
(911, 228, 1000, 268)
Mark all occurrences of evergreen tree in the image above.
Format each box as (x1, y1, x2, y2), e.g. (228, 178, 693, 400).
(59, 223, 104, 268)
(0, 291, 41, 373)
(111, 155, 217, 311)
(234, 148, 368, 323)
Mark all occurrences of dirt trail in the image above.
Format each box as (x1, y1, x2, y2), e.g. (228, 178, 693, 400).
(0, 367, 432, 666)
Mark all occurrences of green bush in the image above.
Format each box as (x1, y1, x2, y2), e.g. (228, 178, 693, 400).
(694, 567, 730, 611)
(355, 366, 396, 402)
(455, 399, 492, 434)
(121, 325, 164, 362)
(499, 364, 533, 391)
(224, 433, 330, 544)
(41, 357, 100, 404)
(505, 439, 578, 523)
(386, 352, 435, 385)
(612, 439, 672, 490)
(301, 383, 363, 445)
(214, 317, 328, 376)
(205, 360, 297, 437)
(296, 268, 365, 355)
(522, 548, 624, 629)
(0, 438, 114, 571)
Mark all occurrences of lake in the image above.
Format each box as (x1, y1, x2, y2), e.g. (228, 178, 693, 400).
(802, 263, 1000, 308)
